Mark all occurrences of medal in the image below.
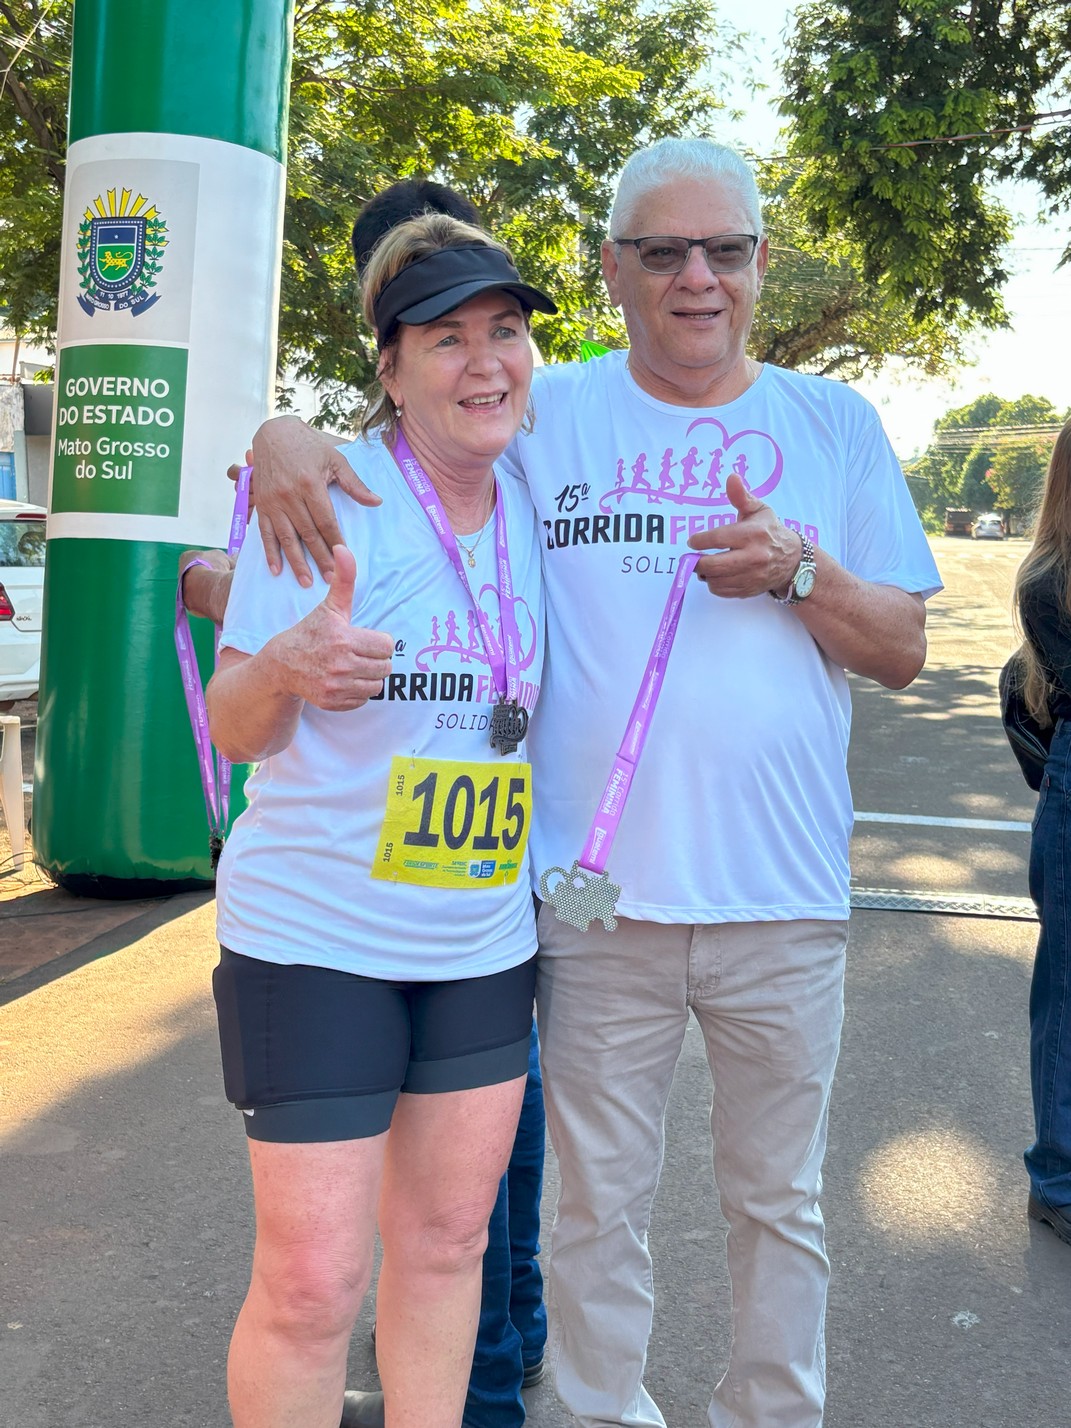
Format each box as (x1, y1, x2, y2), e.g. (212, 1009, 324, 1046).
(539, 861, 621, 933)
(490, 697, 529, 756)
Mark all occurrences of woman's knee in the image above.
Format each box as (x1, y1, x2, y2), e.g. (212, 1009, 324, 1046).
(381, 1193, 495, 1276)
(251, 1239, 374, 1343)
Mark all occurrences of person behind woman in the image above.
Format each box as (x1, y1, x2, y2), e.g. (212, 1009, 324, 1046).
(207, 214, 555, 1427)
(1014, 414, 1071, 1247)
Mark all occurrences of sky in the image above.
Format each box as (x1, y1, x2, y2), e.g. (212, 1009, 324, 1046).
(716, 0, 1071, 459)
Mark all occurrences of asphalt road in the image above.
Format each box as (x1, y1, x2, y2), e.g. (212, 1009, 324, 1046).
(1, 535, 1068, 1428)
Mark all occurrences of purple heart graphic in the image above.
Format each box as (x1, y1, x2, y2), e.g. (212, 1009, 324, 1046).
(477, 585, 538, 672)
(685, 417, 783, 505)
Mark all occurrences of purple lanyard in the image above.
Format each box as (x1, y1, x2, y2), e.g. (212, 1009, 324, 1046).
(173, 466, 251, 866)
(578, 550, 700, 874)
(390, 430, 523, 706)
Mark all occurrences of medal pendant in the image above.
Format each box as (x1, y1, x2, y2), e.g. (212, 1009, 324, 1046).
(490, 697, 529, 756)
(538, 860, 621, 933)
(210, 832, 224, 870)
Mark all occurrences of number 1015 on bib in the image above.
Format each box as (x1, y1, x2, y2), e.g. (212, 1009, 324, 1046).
(372, 755, 532, 889)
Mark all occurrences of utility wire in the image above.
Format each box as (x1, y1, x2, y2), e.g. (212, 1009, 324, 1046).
(928, 422, 1067, 452)
(878, 108, 1071, 151)
(0, 3, 61, 105)
(756, 107, 1071, 165)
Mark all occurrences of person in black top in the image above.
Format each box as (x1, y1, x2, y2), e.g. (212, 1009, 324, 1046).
(1014, 415, 1071, 1246)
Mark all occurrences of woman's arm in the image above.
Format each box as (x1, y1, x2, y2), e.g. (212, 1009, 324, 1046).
(206, 546, 394, 763)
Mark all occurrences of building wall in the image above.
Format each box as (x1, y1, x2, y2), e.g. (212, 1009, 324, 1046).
(25, 435, 51, 507)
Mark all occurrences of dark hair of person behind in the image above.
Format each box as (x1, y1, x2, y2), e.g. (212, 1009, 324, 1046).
(1014, 417, 1071, 723)
(351, 180, 480, 277)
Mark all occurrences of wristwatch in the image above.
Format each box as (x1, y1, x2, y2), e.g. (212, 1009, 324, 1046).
(769, 535, 817, 606)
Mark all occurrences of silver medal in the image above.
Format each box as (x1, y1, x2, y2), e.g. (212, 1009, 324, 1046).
(490, 697, 528, 756)
(539, 860, 621, 932)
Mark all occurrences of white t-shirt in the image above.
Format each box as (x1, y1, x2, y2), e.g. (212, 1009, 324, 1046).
(215, 435, 545, 980)
(498, 352, 942, 923)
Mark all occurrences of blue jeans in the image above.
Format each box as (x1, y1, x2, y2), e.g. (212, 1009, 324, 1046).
(1026, 718, 1071, 1209)
(464, 1022, 546, 1428)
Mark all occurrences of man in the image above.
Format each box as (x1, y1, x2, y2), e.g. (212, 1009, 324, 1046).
(238, 139, 941, 1427)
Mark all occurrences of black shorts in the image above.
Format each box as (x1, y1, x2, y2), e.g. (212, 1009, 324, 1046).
(213, 948, 536, 1143)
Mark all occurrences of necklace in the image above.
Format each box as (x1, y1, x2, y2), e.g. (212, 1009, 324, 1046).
(455, 487, 496, 568)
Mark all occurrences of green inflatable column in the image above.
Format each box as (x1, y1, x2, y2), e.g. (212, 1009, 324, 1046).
(35, 0, 294, 895)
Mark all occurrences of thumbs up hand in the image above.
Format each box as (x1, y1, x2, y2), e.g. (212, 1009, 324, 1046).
(687, 474, 805, 601)
(270, 544, 394, 710)
(322, 543, 359, 620)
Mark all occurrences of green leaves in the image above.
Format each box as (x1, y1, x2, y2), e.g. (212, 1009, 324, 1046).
(276, 0, 725, 424)
(0, 0, 723, 422)
(14, 0, 1056, 422)
(0, 2, 71, 343)
(906, 392, 1069, 527)
(748, 161, 977, 381)
(780, 0, 1071, 323)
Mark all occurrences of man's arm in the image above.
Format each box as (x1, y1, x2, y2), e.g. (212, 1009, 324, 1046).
(251, 415, 382, 586)
(785, 558, 925, 689)
(689, 475, 927, 690)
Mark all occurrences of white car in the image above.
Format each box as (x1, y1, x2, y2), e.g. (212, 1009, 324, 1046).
(972, 513, 1005, 540)
(0, 499, 46, 710)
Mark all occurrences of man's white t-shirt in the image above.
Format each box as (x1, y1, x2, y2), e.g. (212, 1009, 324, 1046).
(215, 436, 545, 980)
(498, 353, 942, 924)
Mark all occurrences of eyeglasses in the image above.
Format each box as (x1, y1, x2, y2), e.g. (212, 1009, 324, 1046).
(612, 234, 760, 275)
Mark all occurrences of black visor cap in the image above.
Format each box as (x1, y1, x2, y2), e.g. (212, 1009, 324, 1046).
(373, 244, 557, 348)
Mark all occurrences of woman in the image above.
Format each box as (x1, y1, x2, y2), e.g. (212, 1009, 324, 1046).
(207, 214, 556, 1427)
(1014, 415, 1071, 1247)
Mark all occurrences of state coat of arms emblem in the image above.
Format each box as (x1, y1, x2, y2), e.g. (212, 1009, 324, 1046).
(77, 189, 168, 317)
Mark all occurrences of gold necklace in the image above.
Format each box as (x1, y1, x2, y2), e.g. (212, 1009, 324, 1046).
(455, 487, 496, 568)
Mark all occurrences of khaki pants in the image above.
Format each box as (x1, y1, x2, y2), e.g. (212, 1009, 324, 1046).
(535, 911, 848, 1428)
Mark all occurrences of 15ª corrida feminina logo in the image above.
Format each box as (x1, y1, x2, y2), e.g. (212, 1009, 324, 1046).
(77, 188, 168, 317)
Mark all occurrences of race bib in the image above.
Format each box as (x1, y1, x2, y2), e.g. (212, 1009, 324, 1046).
(372, 756, 532, 889)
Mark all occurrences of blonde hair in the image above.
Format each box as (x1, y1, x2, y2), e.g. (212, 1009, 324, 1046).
(1014, 417, 1071, 724)
(360, 214, 521, 440)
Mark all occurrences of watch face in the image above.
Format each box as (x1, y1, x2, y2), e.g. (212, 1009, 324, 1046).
(795, 565, 817, 600)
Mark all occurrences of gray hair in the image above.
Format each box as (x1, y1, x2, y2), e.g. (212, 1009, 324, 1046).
(608, 139, 764, 238)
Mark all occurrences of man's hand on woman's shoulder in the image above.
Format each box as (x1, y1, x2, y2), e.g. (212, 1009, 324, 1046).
(252, 415, 382, 588)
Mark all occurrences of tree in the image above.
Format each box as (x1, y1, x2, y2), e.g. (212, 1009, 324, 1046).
(987, 437, 1051, 516)
(957, 447, 997, 511)
(0, 2, 70, 344)
(0, 0, 726, 425)
(281, 0, 736, 424)
(748, 160, 976, 380)
(3, 0, 1001, 428)
(780, 1, 1071, 328)
(903, 448, 961, 532)
(905, 392, 1066, 529)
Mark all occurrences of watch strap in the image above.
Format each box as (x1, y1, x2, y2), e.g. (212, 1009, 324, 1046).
(769, 534, 816, 607)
